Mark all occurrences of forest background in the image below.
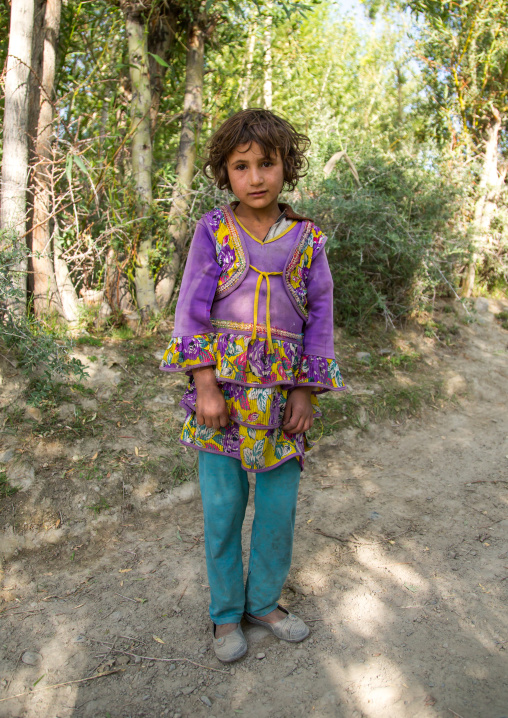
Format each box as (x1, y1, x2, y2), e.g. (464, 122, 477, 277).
(0, 0, 507, 391)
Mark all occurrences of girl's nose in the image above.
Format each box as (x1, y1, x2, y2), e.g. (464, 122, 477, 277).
(249, 167, 263, 185)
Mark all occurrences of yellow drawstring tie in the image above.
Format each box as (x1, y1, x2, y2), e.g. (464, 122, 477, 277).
(250, 265, 283, 354)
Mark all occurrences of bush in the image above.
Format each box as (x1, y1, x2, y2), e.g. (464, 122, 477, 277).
(0, 240, 87, 404)
(293, 148, 468, 331)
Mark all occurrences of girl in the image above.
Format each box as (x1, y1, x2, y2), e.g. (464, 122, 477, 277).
(160, 109, 345, 662)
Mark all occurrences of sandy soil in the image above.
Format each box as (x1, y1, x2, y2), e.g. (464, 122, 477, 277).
(0, 299, 507, 718)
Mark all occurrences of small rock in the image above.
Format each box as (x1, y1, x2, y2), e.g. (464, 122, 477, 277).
(181, 686, 194, 695)
(25, 407, 42, 422)
(142, 694, 150, 701)
(230, 667, 235, 675)
(57, 403, 77, 421)
(153, 395, 175, 405)
(135, 655, 142, 664)
(369, 511, 381, 520)
(6, 461, 35, 492)
(154, 349, 165, 361)
(0, 449, 15, 464)
(98, 301, 112, 324)
(21, 651, 41, 666)
(200, 696, 212, 707)
(378, 348, 392, 356)
(356, 351, 371, 364)
(475, 297, 490, 313)
(256, 652, 266, 660)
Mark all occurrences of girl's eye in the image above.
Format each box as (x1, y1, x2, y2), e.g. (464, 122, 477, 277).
(235, 164, 247, 171)
(262, 161, 273, 167)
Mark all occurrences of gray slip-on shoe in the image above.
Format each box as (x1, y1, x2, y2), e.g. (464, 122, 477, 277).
(244, 605, 310, 642)
(213, 624, 248, 663)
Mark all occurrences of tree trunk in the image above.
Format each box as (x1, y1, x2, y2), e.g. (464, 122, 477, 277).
(242, 23, 257, 110)
(155, 19, 204, 310)
(1, 0, 35, 314)
(53, 218, 80, 323)
(125, 12, 157, 319)
(462, 109, 504, 297)
(147, 11, 176, 135)
(31, 0, 63, 316)
(104, 248, 140, 331)
(263, 2, 273, 110)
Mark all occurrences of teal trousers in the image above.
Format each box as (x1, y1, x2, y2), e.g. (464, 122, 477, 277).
(198, 452, 301, 625)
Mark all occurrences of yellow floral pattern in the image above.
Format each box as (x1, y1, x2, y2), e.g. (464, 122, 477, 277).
(180, 379, 321, 472)
(160, 332, 345, 472)
(285, 223, 327, 318)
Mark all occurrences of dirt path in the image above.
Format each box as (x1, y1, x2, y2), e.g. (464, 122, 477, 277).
(0, 302, 507, 718)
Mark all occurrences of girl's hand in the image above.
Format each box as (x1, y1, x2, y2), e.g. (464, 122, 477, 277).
(193, 367, 229, 430)
(282, 386, 314, 434)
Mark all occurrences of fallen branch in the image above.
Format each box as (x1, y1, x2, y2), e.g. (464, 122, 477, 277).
(0, 668, 124, 703)
(107, 648, 228, 674)
(313, 528, 350, 543)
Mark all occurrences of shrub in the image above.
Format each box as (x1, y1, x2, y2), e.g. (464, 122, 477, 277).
(293, 148, 468, 330)
(0, 240, 88, 404)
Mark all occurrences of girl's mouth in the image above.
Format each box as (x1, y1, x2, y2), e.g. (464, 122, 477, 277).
(248, 190, 267, 197)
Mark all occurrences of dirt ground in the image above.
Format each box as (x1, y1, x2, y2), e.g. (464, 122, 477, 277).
(0, 298, 507, 718)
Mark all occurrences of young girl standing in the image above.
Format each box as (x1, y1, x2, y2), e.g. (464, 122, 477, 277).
(160, 109, 345, 662)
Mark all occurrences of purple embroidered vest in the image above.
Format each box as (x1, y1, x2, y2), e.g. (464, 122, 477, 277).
(206, 205, 327, 320)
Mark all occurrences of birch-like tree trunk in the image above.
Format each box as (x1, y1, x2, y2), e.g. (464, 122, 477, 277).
(53, 219, 80, 323)
(155, 20, 204, 309)
(1, 0, 35, 313)
(462, 109, 505, 297)
(125, 12, 157, 319)
(242, 23, 257, 110)
(147, 12, 176, 135)
(31, 0, 64, 316)
(263, 2, 273, 110)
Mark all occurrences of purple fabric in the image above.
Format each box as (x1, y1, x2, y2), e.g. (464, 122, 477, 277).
(173, 219, 221, 336)
(172, 205, 337, 362)
(210, 217, 306, 338)
(300, 248, 336, 357)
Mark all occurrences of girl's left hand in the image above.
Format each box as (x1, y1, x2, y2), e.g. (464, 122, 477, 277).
(282, 387, 314, 434)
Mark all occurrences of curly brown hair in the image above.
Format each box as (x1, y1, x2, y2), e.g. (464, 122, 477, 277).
(204, 108, 310, 192)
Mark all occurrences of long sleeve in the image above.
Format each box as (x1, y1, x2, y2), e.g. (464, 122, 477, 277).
(295, 245, 345, 392)
(160, 220, 221, 373)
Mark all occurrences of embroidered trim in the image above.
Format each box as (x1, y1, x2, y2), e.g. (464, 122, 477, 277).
(210, 318, 303, 343)
(284, 221, 313, 319)
(215, 206, 247, 296)
(234, 214, 297, 245)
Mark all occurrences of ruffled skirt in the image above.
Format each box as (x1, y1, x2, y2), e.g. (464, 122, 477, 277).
(160, 333, 345, 473)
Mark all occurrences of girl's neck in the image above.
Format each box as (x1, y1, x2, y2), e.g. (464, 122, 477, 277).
(233, 198, 282, 227)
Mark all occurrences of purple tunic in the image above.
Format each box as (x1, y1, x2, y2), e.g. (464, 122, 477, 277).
(159, 205, 345, 472)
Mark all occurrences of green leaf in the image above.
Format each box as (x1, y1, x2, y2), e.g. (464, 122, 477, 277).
(148, 52, 169, 68)
(73, 154, 87, 174)
(65, 154, 73, 184)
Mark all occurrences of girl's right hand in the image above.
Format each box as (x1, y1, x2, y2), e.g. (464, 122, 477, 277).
(193, 367, 229, 430)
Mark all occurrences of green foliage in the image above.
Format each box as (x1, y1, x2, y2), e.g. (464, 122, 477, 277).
(87, 496, 110, 514)
(0, 241, 88, 405)
(0, 470, 19, 499)
(495, 310, 508, 330)
(294, 147, 468, 330)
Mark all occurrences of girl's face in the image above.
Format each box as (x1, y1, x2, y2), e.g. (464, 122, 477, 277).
(226, 142, 284, 211)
